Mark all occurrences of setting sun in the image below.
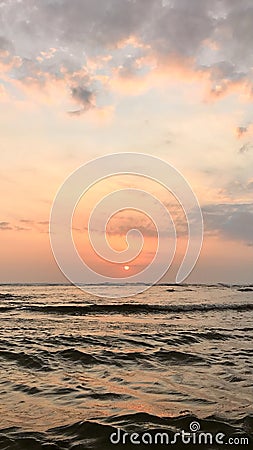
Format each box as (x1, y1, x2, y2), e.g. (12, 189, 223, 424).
(123, 265, 130, 271)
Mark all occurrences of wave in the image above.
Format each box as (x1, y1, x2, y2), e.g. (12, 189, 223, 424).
(1, 300, 253, 317)
(0, 306, 13, 313)
(0, 350, 51, 371)
(56, 348, 101, 365)
(237, 287, 253, 292)
(0, 413, 252, 449)
(16, 302, 253, 316)
(0, 346, 209, 371)
(0, 293, 15, 299)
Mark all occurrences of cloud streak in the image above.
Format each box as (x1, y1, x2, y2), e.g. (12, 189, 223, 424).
(0, 219, 48, 233)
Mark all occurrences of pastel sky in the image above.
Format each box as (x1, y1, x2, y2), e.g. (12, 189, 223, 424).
(0, 0, 253, 284)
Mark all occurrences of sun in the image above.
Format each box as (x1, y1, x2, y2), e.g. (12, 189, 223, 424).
(123, 265, 130, 271)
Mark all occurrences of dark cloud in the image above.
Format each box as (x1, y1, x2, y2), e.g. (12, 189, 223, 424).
(0, 221, 12, 230)
(236, 126, 248, 138)
(202, 203, 253, 245)
(69, 86, 95, 115)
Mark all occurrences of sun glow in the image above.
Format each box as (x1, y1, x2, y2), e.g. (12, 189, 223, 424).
(123, 265, 130, 271)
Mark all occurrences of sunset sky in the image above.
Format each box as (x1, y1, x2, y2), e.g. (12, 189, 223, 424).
(0, 0, 253, 284)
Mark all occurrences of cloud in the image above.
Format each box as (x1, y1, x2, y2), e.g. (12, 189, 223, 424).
(0, 219, 49, 232)
(247, 180, 253, 190)
(83, 215, 158, 238)
(107, 217, 158, 238)
(202, 203, 253, 245)
(82, 204, 187, 239)
(236, 122, 253, 141)
(69, 86, 95, 115)
(0, 221, 12, 230)
(238, 142, 253, 154)
(14, 226, 31, 231)
(1, 1, 253, 108)
(0, 221, 31, 231)
(218, 178, 253, 201)
(236, 126, 248, 138)
(0, 35, 13, 53)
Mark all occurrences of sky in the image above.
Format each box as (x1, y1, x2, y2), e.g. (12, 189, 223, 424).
(0, 0, 253, 284)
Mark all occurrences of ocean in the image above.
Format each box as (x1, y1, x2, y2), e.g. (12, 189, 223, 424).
(0, 284, 252, 449)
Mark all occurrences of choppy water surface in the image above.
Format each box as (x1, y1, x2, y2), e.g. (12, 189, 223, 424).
(0, 284, 252, 449)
